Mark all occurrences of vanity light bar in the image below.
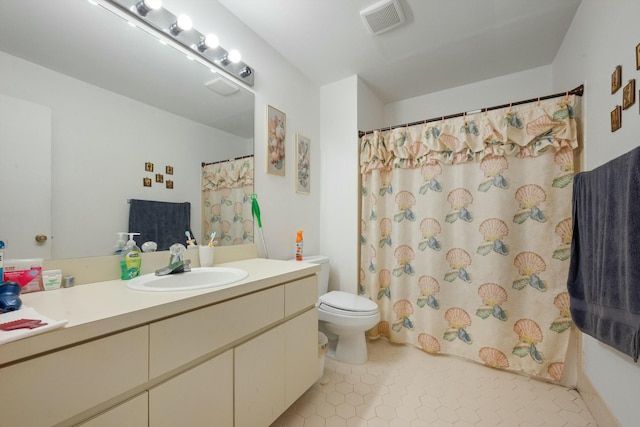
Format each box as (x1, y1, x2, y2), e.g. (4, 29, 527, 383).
(99, 0, 254, 86)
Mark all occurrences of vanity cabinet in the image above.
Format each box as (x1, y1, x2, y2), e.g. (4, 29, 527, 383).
(0, 262, 319, 427)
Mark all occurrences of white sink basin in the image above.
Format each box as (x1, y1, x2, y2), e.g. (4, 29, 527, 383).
(126, 267, 249, 292)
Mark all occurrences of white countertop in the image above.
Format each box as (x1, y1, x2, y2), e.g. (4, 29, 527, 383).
(0, 258, 320, 366)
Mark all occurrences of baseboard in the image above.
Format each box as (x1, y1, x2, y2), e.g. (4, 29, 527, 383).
(577, 366, 621, 427)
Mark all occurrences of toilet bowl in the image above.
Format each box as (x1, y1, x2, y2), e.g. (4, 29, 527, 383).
(300, 255, 380, 365)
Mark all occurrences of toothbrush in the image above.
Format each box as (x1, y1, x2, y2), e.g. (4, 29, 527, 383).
(208, 232, 216, 247)
(185, 231, 195, 246)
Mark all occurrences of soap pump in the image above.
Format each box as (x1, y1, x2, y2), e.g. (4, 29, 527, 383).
(120, 232, 142, 280)
(113, 232, 127, 255)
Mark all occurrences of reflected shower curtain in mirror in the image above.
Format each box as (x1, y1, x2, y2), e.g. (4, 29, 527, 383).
(202, 156, 254, 246)
(360, 95, 578, 382)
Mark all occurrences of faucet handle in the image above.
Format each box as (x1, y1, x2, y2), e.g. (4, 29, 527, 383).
(169, 243, 188, 262)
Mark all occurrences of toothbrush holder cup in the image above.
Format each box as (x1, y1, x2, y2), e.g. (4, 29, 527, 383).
(198, 245, 215, 267)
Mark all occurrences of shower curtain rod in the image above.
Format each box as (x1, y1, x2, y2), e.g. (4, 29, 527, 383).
(358, 84, 584, 138)
(202, 154, 254, 167)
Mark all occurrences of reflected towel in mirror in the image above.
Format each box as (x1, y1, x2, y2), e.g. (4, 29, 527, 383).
(128, 199, 195, 251)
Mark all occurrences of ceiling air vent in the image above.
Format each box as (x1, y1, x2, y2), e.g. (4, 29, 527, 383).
(360, 0, 405, 36)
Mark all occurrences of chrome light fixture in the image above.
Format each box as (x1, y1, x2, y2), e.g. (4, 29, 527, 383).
(99, 0, 254, 86)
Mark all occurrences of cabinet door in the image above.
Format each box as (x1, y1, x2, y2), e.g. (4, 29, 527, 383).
(235, 325, 285, 427)
(77, 393, 148, 427)
(285, 308, 318, 407)
(149, 350, 233, 427)
(0, 326, 148, 427)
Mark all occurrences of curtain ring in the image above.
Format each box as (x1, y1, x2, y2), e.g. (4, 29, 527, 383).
(509, 103, 513, 112)
(565, 90, 569, 101)
(484, 108, 488, 116)
(537, 97, 541, 106)
(441, 116, 445, 124)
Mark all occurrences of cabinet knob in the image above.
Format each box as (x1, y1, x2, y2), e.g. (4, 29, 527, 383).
(35, 235, 48, 243)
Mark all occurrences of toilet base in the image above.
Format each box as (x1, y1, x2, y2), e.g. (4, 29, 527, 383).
(320, 321, 370, 365)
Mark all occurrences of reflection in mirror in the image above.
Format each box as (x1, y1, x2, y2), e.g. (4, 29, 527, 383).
(0, 0, 254, 260)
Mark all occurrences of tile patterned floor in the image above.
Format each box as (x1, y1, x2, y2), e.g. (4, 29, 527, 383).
(271, 339, 597, 427)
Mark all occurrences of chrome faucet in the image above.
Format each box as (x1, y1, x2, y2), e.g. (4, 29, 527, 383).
(155, 243, 191, 276)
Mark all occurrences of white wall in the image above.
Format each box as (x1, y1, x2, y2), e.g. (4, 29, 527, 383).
(319, 76, 359, 292)
(552, 1, 640, 426)
(0, 51, 249, 260)
(204, 3, 322, 261)
(383, 65, 553, 127)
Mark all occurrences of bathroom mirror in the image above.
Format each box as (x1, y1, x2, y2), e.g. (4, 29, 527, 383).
(0, 0, 254, 260)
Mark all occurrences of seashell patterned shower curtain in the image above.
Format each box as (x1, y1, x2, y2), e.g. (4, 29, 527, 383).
(360, 95, 578, 382)
(202, 156, 254, 246)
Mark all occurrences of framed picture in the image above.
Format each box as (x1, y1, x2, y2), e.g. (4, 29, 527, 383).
(295, 133, 310, 194)
(145, 162, 154, 172)
(143, 177, 152, 187)
(166, 180, 174, 189)
(266, 104, 286, 176)
(612, 65, 622, 94)
(166, 165, 173, 175)
(636, 43, 640, 70)
(623, 79, 636, 109)
(611, 105, 622, 132)
(155, 173, 163, 183)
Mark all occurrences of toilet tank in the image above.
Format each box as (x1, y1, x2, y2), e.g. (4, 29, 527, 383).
(300, 255, 330, 296)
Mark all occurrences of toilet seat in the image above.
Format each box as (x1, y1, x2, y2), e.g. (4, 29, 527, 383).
(318, 291, 379, 316)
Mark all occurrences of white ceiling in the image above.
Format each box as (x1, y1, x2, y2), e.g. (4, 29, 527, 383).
(219, 0, 582, 103)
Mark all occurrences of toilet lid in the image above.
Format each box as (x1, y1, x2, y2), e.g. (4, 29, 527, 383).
(318, 291, 379, 315)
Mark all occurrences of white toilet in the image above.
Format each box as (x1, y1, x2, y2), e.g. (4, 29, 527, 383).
(303, 255, 380, 364)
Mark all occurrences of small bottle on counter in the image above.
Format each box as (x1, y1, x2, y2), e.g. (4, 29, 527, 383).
(295, 230, 304, 261)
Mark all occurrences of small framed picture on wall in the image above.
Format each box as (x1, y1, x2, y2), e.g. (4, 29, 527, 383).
(611, 105, 622, 132)
(295, 133, 310, 194)
(623, 79, 636, 110)
(636, 43, 640, 70)
(266, 104, 286, 176)
(612, 65, 622, 94)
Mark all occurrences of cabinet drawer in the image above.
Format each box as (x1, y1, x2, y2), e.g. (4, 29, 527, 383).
(0, 326, 148, 427)
(78, 393, 148, 427)
(150, 286, 284, 378)
(284, 275, 317, 317)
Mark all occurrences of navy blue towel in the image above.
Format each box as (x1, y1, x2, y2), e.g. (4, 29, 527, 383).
(567, 146, 640, 361)
(128, 199, 195, 251)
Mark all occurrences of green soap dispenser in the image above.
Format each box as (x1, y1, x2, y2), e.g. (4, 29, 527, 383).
(120, 232, 142, 280)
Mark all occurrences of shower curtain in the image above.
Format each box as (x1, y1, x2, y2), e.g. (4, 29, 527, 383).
(360, 95, 578, 382)
(202, 156, 254, 246)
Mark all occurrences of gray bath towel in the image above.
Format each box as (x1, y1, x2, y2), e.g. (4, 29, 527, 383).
(567, 146, 640, 361)
(128, 199, 195, 251)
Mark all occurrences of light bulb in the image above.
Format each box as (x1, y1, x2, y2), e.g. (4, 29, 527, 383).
(197, 34, 219, 52)
(228, 49, 241, 63)
(134, 0, 161, 16)
(144, 0, 162, 10)
(204, 34, 219, 49)
(169, 14, 192, 36)
(176, 14, 192, 31)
